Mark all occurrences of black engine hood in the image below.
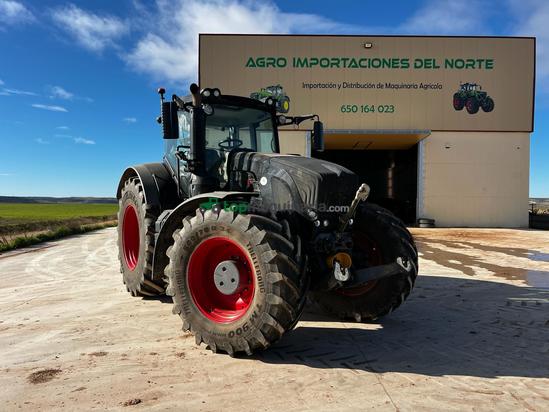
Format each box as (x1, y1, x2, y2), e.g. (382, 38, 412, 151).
(230, 152, 359, 215)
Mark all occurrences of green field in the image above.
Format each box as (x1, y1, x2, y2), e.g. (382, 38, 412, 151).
(0, 203, 119, 251)
(0, 203, 118, 224)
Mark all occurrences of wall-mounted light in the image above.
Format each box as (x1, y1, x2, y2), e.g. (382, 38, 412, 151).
(363, 42, 373, 49)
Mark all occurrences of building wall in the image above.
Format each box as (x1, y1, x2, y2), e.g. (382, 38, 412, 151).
(279, 130, 310, 156)
(418, 132, 530, 227)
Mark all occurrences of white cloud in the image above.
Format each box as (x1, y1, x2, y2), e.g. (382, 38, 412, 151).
(49, 86, 93, 102)
(123, 117, 137, 123)
(35, 138, 50, 144)
(0, 79, 4, 85)
(49, 85, 74, 100)
(51, 4, 129, 52)
(2, 88, 37, 96)
(400, 0, 489, 35)
(74, 137, 95, 145)
(32, 103, 68, 112)
(125, 0, 360, 84)
(56, 125, 70, 130)
(0, 0, 34, 25)
(0, 173, 13, 176)
(509, 0, 549, 80)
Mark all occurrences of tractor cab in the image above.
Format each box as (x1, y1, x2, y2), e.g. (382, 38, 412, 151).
(160, 88, 279, 198)
(460, 82, 479, 92)
(158, 85, 321, 199)
(267, 85, 283, 95)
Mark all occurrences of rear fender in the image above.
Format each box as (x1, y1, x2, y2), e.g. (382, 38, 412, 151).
(152, 191, 258, 280)
(116, 162, 179, 212)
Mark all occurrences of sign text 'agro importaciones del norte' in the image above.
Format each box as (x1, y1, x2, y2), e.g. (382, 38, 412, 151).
(200, 35, 535, 132)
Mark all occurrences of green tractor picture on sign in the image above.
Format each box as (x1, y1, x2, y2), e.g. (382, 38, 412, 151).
(250, 84, 291, 113)
(453, 83, 495, 114)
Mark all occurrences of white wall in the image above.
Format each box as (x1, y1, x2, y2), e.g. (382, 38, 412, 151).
(418, 132, 530, 227)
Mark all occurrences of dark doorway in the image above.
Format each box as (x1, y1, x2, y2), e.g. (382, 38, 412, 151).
(315, 146, 418, 223)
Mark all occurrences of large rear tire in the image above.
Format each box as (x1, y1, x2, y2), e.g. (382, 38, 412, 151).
(466, 97, 480, 114)
(309, 203, 418, 322)
(117, 177, 165, 296)
(165, 208, 306, 355)
(278, 96, 291, 113)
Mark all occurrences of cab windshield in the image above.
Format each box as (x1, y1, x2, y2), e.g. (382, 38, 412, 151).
(205, 104, 277, 153)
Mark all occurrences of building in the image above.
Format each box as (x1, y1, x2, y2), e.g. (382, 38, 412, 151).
(199, 34, 535, 227)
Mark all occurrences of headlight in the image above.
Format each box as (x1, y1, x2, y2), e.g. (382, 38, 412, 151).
(306, 208, 318, 221)
(212, 88, 221, 97)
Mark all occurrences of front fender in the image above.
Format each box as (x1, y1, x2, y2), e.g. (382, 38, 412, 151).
(151, 191, 258, 280)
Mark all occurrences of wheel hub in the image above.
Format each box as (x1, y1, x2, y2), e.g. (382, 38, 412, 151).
(187, 236, 255, 323)
(213, 260, 240, 295)
(122, 204, 140, 271)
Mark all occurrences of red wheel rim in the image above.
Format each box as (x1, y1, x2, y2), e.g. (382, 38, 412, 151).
(122, 205, 140, 271)
(453, 97, 461, 108)
(187, 236, 255, 323)
(337, 232, 381, 297)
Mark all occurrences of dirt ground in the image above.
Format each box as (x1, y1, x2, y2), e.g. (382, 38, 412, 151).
(0, 227, 548, 411)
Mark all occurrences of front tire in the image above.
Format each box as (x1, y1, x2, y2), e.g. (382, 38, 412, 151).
(309, 203, 418, 322)
(165, 208, 305, 356)
(117, 177, 165, 296)
(482, 97, 494, 112)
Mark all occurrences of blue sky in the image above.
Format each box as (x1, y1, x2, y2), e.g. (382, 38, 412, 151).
(0, 0, 548, 197)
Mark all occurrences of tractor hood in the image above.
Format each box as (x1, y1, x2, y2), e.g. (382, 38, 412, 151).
(230, 152, 358, 216)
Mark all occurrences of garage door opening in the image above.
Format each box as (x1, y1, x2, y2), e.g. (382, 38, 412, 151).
(315, 147, 417, 223)
(312, 130, 429, 224)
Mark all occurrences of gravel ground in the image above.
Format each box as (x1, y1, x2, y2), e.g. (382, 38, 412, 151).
(0, 227, 548, 411)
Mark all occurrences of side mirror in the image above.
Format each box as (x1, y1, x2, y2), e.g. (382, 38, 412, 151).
(312, 121, 324, 152)
(161, 101, 179, 139)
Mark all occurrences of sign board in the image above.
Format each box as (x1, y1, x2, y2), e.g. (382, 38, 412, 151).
(199, 35, 535, 132)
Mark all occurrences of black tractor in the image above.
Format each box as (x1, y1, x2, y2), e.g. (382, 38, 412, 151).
(453, 83, 494, 114)
(116, 84, 418, 356)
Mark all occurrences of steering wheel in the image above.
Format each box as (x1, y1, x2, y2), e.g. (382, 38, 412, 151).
(218, 138, 243, 151)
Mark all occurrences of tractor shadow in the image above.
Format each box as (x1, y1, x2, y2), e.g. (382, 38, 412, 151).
(142, 294, 173, 304)
(251, 275, 549, 379)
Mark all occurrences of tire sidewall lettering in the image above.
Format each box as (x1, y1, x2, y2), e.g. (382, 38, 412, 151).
(174, 219, 267, 340)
